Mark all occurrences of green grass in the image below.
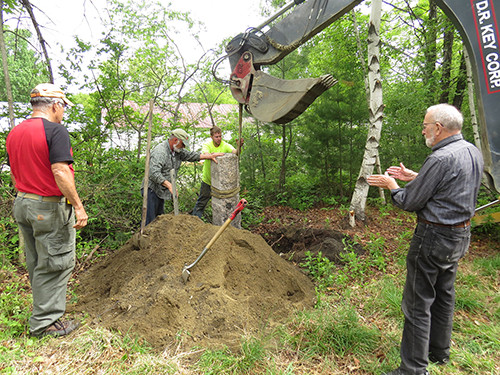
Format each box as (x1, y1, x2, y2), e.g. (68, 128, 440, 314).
(473, 254, 500, 277)
(195, 336, 268, 374)
(367, 276, 404, 320)
(286, 303, 381, 357)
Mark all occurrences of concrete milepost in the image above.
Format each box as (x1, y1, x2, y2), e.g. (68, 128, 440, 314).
(211, 154, 242, 229)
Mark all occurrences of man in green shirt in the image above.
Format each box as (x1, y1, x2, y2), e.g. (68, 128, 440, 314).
(142, 128, 223, 225)
(192, 126, 243, 219)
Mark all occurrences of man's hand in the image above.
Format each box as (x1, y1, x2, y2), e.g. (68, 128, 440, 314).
(162, 180, 178, 197)
(73, 206, 88, 230)
(386, 162, 418, 182)
(367, 172, 400, 190)
(201, 152, 225, 163)
(51, 162, 88, 230)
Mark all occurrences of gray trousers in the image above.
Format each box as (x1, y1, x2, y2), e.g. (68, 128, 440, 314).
(13, 196, 76, 336)
(400, 222, 470, 374)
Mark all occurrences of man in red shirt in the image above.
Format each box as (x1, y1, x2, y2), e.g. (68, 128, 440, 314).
(6, 83, 88, 337)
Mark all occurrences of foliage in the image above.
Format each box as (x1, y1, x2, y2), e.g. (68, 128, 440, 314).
(0, 171, 18, 264)
(365, 233, 387, 272)
(0, 267, 31, 338)
(301, 251, 336, 291)
(301, 233, 391, 291)
(0, 27, 49, 102)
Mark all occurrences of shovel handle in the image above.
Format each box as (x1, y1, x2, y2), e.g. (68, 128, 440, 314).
(182, 199, 249, 280)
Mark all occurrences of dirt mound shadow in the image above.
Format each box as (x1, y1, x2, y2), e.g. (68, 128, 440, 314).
(71, 214, 316, 351)
(266, 226, 364, 264)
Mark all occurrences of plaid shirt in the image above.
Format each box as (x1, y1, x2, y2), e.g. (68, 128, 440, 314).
(143, 140, 200, 200)
(391, 134, 484, 225)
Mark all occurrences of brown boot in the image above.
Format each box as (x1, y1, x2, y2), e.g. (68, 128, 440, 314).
(34, 319, 80, 338)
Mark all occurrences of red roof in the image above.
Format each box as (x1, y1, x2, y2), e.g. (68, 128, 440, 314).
(103, 101, 241, 128)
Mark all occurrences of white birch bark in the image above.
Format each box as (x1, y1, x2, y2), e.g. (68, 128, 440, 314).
(349, 0, 384, 224)
(352, 9, 386, 206)
(464, 47, 482, 150)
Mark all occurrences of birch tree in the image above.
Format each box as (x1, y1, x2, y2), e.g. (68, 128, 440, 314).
(464, 47, 481, 150)
(352, 9, 385, 204)
(349, 0, 383, 223)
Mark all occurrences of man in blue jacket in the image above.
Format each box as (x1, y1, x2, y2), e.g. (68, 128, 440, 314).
(368, 104, 483, 375)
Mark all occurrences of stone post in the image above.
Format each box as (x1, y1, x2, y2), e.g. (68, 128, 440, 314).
(211, 153, 241, 228)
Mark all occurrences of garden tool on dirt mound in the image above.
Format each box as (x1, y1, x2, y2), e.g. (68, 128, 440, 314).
(170, 169, 179, 216)
(182, 199, 248, 283)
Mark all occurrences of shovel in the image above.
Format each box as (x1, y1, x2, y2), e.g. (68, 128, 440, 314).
(182, 198, 247, 283)
(170, 169, 179, 215)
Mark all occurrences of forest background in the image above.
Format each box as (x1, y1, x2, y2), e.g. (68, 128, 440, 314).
(2, 0, 497, 248)
(0, 0, 499, 374)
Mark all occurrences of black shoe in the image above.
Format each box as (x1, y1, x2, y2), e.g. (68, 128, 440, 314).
(382, 368, 429, 375)
(381, 369, 406, 375)
(33, 319, 80, 338)
(429, 353, 449, 365)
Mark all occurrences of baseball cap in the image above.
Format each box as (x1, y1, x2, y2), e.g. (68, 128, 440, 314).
(30, 83, 74, 106)
(172, 128, 190, 150)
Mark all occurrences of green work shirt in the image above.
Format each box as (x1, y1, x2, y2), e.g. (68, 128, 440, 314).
(201, 140, 235, 185)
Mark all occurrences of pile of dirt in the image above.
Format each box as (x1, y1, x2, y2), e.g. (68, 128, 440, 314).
(71, 214, 316, 351)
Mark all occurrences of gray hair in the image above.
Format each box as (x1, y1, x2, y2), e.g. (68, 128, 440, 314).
(31, 96, 63, 110)
(427, 103, 463, 131)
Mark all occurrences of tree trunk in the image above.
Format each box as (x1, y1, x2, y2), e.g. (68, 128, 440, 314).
(439, 20, 454, 103)
(279, 124, 286, 191)
(352, 8, 385, 203)
(21, 0, 54, 83)
(423, 1, 438, 86)
(349, 0, 384, 224)
(0, 1, 14, 128)
(452, 51, 467, 110)
(255, 119, 266, 180)
(464, 47, 482, 150)
(279, 124, 292, 192)
(352, 10, 370, 103)
(338, 119, 343, 198)
(1, 1, 23, 262)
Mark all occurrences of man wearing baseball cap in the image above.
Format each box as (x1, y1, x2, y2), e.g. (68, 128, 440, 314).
(6, 83, 88, 338)
(142, 128, 224, 225)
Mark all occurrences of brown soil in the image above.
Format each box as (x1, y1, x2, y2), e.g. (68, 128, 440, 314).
(71, 214, 317, 351)
(70, 204, 498, 354)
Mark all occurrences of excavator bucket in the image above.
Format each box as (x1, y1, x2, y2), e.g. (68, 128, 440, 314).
(247, 71, 338, 124)
(228, 51, 337, 125)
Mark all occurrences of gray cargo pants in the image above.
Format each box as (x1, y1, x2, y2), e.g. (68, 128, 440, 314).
(13, 195, 76, 336)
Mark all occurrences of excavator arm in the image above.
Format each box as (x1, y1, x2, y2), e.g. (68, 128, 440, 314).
(223, 0, 500, 193)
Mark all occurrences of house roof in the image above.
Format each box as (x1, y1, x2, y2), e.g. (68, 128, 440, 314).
(104, 100, 243, 128)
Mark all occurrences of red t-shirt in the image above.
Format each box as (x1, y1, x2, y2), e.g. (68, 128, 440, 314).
(6, 117, 74, 196)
